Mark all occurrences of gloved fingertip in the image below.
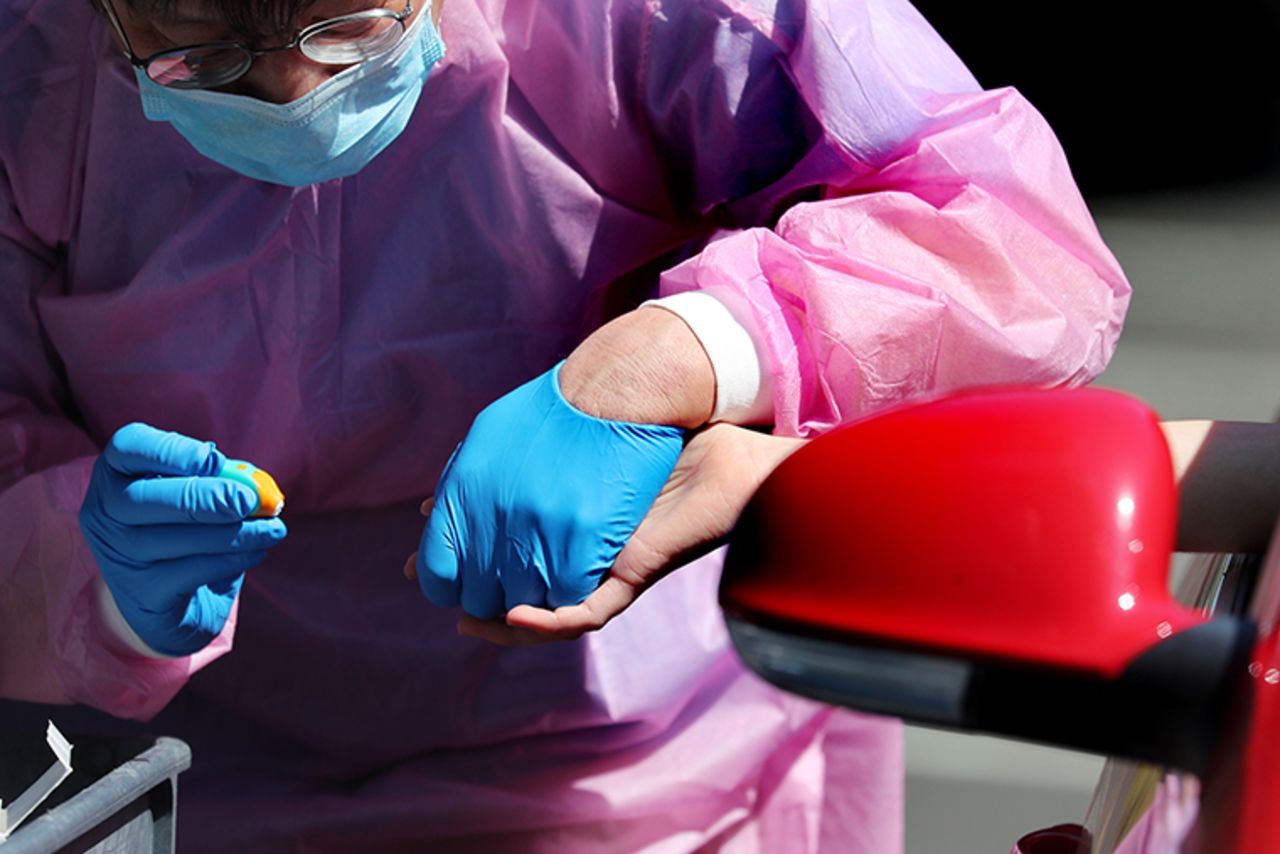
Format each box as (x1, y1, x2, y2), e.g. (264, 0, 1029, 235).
(238, 517, 288, 550)
(103, 422, 153, 472)
(261, 516, 288, 541)
(107, 422, 158, 451)
(417, 525, 460, 607)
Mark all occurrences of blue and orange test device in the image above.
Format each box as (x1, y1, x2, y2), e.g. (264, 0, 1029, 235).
(218, 459, 286, 518)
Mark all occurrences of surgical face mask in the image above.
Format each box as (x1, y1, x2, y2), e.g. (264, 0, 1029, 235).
(134, 10, 445, 187)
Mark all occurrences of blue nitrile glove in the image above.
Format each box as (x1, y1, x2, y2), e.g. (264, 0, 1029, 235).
(417, 363, 685, 619)
(79, 423, 287, 656)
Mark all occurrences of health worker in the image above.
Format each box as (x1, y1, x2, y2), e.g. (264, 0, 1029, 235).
(0, 0, 1131, 850)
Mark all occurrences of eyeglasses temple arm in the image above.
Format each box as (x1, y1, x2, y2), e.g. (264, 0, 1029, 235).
(98, 0, 145, 65)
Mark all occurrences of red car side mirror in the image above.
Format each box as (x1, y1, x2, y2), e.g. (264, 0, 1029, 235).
(721, 388, 1254, 774)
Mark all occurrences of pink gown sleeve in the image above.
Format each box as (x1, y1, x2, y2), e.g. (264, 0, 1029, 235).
(654, 0, 1130, 436)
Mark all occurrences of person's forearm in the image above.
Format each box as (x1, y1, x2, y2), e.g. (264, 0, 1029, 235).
(1162, 420, 1280, 553)
(563, 330, 1280, 556)
(559, 307, 716, 428)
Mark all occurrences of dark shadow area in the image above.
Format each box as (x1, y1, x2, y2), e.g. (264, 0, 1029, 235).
(913, 2, 1280, 197)
(1177, 420, 1280, 554)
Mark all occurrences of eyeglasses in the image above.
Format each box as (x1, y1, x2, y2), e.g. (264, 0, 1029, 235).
(100, 0, 415, 90)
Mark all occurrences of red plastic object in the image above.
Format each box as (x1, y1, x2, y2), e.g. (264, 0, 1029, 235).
(1014, 823, 1092, 854)
(722, 386, 1203, 677)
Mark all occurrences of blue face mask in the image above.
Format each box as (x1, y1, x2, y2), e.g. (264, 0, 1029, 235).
(134, 10, 445, 187)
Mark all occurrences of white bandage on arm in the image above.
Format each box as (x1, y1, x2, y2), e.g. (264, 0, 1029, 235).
(94, 574, 174, 659)
(644, 290, 774, 425)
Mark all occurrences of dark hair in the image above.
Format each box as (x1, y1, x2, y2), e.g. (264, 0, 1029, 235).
(118, 0, 319, 40)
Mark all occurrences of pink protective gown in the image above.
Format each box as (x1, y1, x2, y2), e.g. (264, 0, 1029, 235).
(0, 0, 1129, 850)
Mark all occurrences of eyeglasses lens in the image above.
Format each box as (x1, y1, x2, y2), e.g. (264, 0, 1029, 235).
(299, 15, 404, 64)
(144, 9, 408, 88)
(147, 46, 251, 88)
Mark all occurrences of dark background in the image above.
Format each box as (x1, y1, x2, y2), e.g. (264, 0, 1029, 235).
(912, 2, 1280, 197)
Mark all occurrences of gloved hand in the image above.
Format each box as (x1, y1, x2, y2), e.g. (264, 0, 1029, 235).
(79, 423, 287, 656)
(417, 363, 685, 619)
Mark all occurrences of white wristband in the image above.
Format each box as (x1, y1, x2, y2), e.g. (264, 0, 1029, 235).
(94, 575, 174, 659)
(644, 290, 773, 424)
